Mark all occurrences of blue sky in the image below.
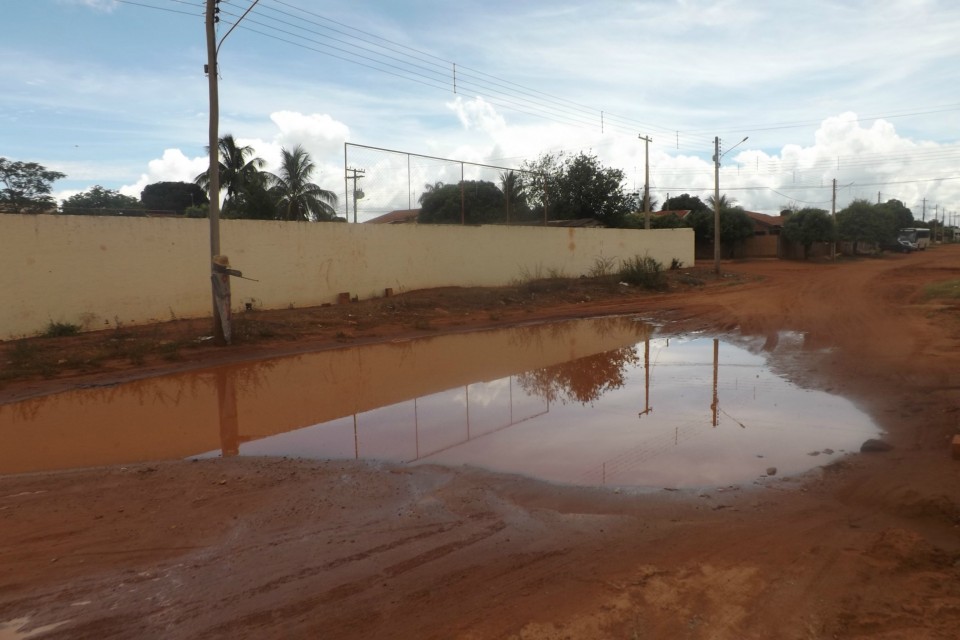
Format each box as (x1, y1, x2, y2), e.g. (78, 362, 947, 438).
(5, 0, 960, 221)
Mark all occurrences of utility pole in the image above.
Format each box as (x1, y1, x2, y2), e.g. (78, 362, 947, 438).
(831, 178, 837, 260)
(205, 0, 224, 345)
(712, 135, 747, 275)
(713, 136, 721, 275)
(922, 198, 926, 222)
(639, 134, 652, 229)
(345, 167, 365, 223)
(204, 0, 260, 345)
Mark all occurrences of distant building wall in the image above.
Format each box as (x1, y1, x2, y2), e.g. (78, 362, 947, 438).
(1, 214, 694, 339)
(743, 235, 780, 258)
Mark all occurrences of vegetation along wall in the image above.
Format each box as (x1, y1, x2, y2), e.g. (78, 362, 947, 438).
(2, 214, 694, 339)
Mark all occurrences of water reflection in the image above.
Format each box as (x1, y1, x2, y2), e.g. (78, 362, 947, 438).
(0, 319, 879, 488)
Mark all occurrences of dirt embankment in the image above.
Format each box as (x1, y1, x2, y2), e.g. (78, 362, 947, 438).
(2, 249, 960, 639)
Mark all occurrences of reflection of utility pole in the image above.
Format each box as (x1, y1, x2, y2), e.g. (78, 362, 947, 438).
(710, 338, 719, 427)
(217, 368, 240, 456)
(638, 337, 653, 418)
(345, 167, 365, 223)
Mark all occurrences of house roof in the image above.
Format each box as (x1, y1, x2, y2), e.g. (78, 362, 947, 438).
(744, 211, 784, 230)
(365, 209, 420, 224)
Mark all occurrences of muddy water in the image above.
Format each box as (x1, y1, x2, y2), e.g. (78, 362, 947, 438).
(0, 317, 878, 488)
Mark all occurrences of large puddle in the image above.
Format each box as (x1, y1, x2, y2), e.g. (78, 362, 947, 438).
(0, 317, 879, 488)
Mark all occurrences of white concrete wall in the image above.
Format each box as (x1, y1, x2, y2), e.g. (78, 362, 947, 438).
(1, 214, 693, 339)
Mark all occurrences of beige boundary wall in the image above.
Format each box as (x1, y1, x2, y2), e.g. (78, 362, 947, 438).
(2, 214, 693, 339)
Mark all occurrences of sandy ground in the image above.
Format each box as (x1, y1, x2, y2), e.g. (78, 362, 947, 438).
(2, 248, 960, 639)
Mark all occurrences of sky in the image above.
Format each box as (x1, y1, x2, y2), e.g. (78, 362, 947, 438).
(4, 0, 960, 222)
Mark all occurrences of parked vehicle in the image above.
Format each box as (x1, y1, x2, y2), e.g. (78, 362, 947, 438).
(899, 228, 930, 249)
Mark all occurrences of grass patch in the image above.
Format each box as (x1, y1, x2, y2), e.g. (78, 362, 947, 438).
(925, 279, 960, 300)
(619, 255, 668, 291)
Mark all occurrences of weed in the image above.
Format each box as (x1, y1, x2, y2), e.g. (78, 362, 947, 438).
(669, 257, 684, 270)
(619, 255, 668, 291)
(588, 256, 618, 278)
(413, 318, 434, 331)
(42, 321, 81, 338)
(925, 279, 960, 300)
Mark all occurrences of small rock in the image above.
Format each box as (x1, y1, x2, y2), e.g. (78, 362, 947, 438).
(766, 467, 777, 476)
(860, 439, 894, 453)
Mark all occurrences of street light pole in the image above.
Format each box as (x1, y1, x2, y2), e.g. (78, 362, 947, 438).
(205, 0, 224, 344)
(713, 135, 748, 276)
(204, 0, 260, 345)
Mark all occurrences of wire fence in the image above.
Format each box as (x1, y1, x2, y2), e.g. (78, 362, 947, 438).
(343, 143, 545, 224)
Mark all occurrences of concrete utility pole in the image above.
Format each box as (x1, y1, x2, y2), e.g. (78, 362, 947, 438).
(345, 167, 365, 223)
(713, 135, 748, 275)
(204, 0, 260, 345)
(205, 0, 224, 345)
(713, 137, 721, 275)
(831, 178, 837, 260)
(639, 134, 652, 229)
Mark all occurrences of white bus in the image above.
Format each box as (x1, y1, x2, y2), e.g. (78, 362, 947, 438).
(899, 228, 931, 250)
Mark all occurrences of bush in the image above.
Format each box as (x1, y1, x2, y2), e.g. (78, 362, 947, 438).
(42, 321, 81, 337)
(619, 255, 668, 290)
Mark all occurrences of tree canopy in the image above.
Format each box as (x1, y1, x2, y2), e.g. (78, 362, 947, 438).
(267, 144, 338, 221)
(521, 151, 631, 227)
(836, 199, 900, 252)
(61, 186, 144, 216)
(140, 181, 208, 214)
(418, 180, 505, 224)
(662, 193, 710, 214)
(781, 208, 835, 259)
(195, 134, 268, 219)
(0, 158, 66, 213)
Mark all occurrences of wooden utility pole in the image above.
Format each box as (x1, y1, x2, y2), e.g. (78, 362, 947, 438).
(639, 134, 652, 229)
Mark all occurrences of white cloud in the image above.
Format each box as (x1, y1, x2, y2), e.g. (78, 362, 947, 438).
(120, 149, 208, 198)
(59, 0, 118, 11)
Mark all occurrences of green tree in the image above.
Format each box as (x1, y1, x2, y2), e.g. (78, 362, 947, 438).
(876, 198, 914, 233)
(836, 199, 892, 254)
(781, 208, 835, 259)
(521, 151, 631, 227)
(61, 185, 144, 216)
(661, 193, 709, 214)
(140, 181, 208, 214)
(0, 158, 66, 213)
(267, 145, 338, 221)
(418, 180, 505, 224)
(554, 152, 631, 227)
(499, 170, 530, 222)
(683, 203, 754, 257)
(195, 134, 267, 219)
(648, 212, 688, 229)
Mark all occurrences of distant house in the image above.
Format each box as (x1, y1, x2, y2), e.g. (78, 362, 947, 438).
(366, 209, 420, 224)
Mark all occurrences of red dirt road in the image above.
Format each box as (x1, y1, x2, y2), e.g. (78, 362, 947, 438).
(2, 248, 960, 639)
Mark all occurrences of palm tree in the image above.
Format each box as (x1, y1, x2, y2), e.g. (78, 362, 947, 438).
(418, 181, 445, 205)
(499, 171, 525, 222)
(268, 145, 337, 221)
(706, 193, 737, 211)
(194, 134, 266, 218)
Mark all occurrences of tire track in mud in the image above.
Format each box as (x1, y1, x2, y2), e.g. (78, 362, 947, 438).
(194, 518, 508, 638)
